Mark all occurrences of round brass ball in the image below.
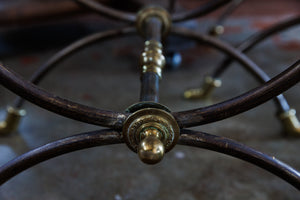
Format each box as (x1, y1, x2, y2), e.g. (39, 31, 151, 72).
(138, 136, 165, 164)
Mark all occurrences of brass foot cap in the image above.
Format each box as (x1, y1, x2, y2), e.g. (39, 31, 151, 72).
(0, 106, 26, 135)
(279, 109, 300, 136)
(184, 76, 222, 100)
(209, 25, 224, 36)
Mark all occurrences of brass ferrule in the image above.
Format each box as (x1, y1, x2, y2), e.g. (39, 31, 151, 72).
(278, 109, 300, 136)
(0, 106, 26, 135)
(136, 6, 171, 38)
(140, 40, 165, 78)
(123, 107, 179, 164)
(184, 76, 222, 99)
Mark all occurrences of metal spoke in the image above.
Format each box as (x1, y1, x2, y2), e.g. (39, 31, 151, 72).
(13, 27, 136, 108)
(173, 60, 300, 128)
(179, 129, 300, 190)
(0, 63, 128, 129)
(0, 129, 122, 185)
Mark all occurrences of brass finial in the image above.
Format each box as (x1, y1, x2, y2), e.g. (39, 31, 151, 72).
(138, 128, 165, 164)
(123, 107, 179, 164)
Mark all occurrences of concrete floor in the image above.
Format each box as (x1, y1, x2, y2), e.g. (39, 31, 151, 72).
(0, 1, 300, 199)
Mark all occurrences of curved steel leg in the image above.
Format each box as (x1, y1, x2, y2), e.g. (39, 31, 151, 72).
(209, 0, 244, 36)
(0, 129, 122, 185)
(74, 0, 231, 23)
(172, 26, 292, 111)
(0, 62, 128, 129)
(173, 60, 300, 128)
(1, 129, 299, 190)
(73, 0, 136, 22)
(179, 129, 300, 190)
(171, 27, 300, 134)
(0, 27, 135, 134)
(172, 0, 231, 22)
(213, 15, 300, 83)
(14, 26, 136, 109)
(193, 16, 300, 107)
(200, 16, 300, 135)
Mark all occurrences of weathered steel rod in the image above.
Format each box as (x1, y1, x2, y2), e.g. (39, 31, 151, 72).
(1, 129, 299, 190)
(140, 17, 163, 102)
(140, 72, 161, 102)
(171, 26, 275, 85)
(208, 16, 300, 112)
(213, 15, 300, 78)
(172, 0, 232, 22)
(171, 26, 294, 113)
(73, 0, 136, 22)
(0, 129, 123, 185)
(179, 129, 300, 190)
(1, 50, 298, 130)
(208, 0, 244, 35)
(173, 60, 300, 128)
(215, 0, 243, 26)
(0, 63, 128, 129)
(74, 0, 231, 23)
(13, 27, 136, 109)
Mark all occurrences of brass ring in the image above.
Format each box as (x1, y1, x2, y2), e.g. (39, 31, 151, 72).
(122, 108, 179, 153)
(136, 6, 172, 38)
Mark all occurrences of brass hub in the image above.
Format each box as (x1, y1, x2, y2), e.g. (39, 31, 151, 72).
(123, 107, 179, 164)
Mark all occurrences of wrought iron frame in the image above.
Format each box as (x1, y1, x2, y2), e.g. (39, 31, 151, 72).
(0, 0, 299, 193)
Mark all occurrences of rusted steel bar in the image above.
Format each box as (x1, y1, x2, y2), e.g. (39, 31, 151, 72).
(213, 15, 300, 78)
(73, 0, 136, 22)
(13, 27, 136, 109)
(210, 16, 300, 112)
(173, 60, 300, 128)
(74, 0, 230, 23)
(1, 128, 300, 189)
(0, 129, 123, 185)
(209, 0, 244, 35)
(171, 26, 271, 84)
(144, 17, 162, 41)
(171, 26, 291, 112)
(140, 17, 163, 102)
(179, 129, 300, 190)
(171, 0, 232, 22)
(140, 72, 160, 102)
(214, 0, 243, 27)
(0, 63, 128, 129)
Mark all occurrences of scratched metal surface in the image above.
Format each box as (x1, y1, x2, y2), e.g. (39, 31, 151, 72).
(0, 0, 300, 199)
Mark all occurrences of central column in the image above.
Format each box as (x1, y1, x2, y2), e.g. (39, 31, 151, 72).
(137, 7, 171, 102)
(123, 7, 179, 165)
